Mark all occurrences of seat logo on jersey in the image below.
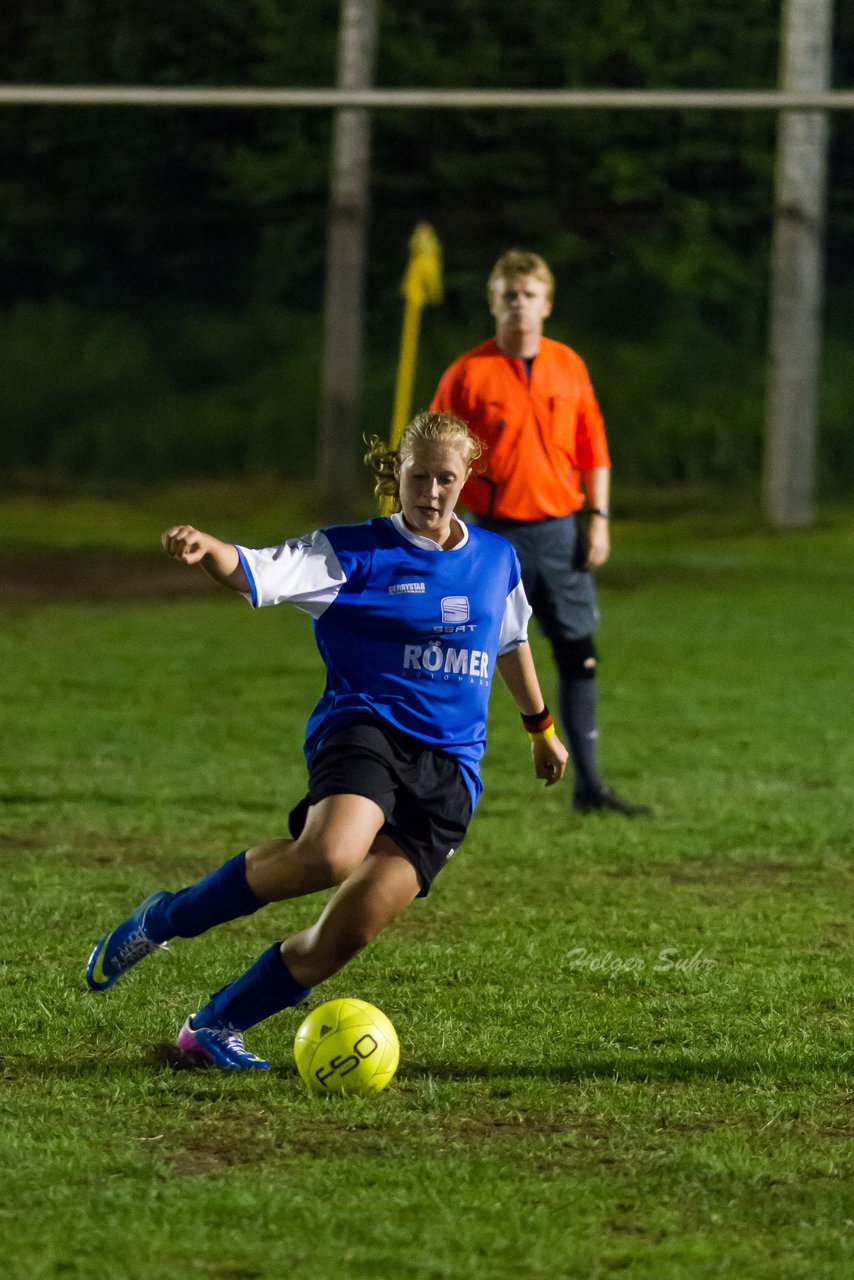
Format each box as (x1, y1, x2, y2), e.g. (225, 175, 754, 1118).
(441, 596, 470, 623)
(389, 581, 426, 594)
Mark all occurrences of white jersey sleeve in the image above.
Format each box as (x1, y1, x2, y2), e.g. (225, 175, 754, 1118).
(235, 530, 346, 617)
(497, 579, 532, 655)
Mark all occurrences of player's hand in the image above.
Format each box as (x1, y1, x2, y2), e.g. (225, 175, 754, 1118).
(586, 515, 610, 568)
(161, 525, 212, 566)
(531, 733, 568, 787)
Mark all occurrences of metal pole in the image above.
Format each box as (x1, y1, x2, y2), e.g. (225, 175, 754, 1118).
(1, 86, 852, 109)
(762, 0, 834, 528)
(316, 0, 379, 511)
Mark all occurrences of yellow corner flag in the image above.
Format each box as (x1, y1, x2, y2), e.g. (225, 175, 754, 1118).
(389, 222, 443, 453)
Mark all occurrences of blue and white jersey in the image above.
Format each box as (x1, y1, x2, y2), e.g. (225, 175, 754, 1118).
(236, 513, 531, 807)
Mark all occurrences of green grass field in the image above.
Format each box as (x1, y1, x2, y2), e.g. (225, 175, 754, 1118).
(1, 488, 852, 1279)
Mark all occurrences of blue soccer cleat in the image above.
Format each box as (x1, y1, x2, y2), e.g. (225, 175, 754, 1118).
(176, 1016, 270, 1070)
(85, 891, 170, 991)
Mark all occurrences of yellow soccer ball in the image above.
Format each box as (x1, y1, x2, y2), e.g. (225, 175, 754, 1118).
(294, 998, 400, 1096)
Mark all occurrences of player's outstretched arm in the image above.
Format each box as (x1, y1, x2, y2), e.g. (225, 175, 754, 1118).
(161, 525, 250, 593)
(496, 643, 568, 787)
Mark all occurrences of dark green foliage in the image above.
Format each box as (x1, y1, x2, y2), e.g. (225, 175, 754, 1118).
(0, 303, 323, 479)
(0, 1, 851, 489)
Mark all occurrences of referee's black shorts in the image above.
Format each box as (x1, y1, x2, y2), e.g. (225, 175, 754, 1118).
(288, 721, 473, 897)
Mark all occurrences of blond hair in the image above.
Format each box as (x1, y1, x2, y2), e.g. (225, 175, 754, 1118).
(487, 249, 555, 303)
(364, 411, 483, 512)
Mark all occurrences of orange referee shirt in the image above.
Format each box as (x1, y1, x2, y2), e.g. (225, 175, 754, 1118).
(431, 337, 611, 521)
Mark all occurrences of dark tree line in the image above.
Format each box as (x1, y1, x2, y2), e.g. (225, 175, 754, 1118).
(0, 1, 851, 491)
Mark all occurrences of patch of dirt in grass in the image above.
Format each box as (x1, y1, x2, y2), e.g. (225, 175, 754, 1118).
(822, 920, 852, 937)
(785, 1110, 854, 1140)
(76, 833, 176, 868)
(670, 860, 798, 884)
(0, 549, 215, 608)
(0, 829, 174, 867)
(0, 832, 47, 851)
(161, 1112, 403, 1175)
(164, 1134, 271, 1175)
(603, 859, 802, 884)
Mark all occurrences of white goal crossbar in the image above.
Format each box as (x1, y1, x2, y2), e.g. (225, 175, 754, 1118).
(0, 85, 852, 110)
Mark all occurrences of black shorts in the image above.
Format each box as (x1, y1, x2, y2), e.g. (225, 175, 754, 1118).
(288, 721, 473, 897)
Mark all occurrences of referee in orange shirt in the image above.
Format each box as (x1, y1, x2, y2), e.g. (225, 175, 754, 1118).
(432, 249, 650, 815)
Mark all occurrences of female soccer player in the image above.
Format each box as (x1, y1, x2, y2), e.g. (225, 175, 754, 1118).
(85, 411, 567, 1069)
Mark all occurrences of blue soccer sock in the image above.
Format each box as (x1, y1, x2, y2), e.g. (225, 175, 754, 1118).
(193, 943, 312, 1032)
(144, 851, 264, 943)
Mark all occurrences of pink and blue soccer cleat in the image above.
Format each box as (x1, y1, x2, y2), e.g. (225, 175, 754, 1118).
(176, 1016, 269, 1070)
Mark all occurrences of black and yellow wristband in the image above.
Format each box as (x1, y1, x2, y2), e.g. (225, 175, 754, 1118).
(521, 706, 556, 741)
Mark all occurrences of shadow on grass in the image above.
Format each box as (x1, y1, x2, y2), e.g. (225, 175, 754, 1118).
(7, 1048, 847, 1087)
(1, 1049, 295, 1086)
(402, 1053, 850, 1085)
(0, 789, 284, 815)
(0, 791, 133, 806)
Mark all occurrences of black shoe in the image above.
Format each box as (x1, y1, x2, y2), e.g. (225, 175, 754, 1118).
(573, 786, 653, 817)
